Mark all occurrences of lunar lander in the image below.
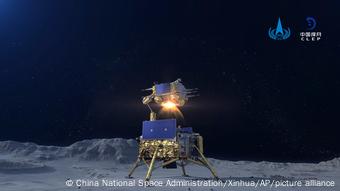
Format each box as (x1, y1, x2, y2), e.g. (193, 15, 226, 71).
(127, 79, 218, 181)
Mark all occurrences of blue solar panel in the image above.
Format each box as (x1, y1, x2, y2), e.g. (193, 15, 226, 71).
(155, 83, 171, 96)
(142, 119, 176, 139)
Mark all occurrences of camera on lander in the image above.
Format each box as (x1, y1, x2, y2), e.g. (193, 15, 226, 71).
(127, 79, 218, 181)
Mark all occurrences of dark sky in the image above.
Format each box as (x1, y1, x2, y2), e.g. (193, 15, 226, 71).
(0, 0, 339, 162)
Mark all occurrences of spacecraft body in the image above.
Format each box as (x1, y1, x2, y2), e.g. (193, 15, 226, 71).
(142, 79, 197, 107)
(128, 79, 217, 181)
(140, 119, 203, 160)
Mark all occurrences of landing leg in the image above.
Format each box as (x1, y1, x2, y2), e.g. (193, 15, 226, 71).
(193, 145, 219, 179)
(180, 160, 188, 177)
(127, 158, 141, 178)
(145, 146, 159, 181)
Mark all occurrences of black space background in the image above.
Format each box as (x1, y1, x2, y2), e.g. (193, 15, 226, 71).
(0, 0, 339, 162)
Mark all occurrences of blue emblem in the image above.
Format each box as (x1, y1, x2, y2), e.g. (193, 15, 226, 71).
(306, 17, 316, 31)
(268, 17, 291, 40)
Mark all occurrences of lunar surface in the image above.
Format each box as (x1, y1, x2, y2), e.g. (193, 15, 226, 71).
(0, 138, 339, 191)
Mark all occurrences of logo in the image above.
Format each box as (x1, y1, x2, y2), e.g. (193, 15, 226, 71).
(300, 16, 321, 42)
(268, 17, 291, 40)
(306, 17, 316, 30)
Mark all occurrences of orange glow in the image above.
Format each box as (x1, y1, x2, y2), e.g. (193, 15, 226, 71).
(160, 100, 184, 119)
(161, 101, 177, 110)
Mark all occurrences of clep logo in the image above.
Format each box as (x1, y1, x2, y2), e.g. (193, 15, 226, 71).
(306, 17, 317, 30)
(268, 17, 291, 40)
(300, 16, 322, 42)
